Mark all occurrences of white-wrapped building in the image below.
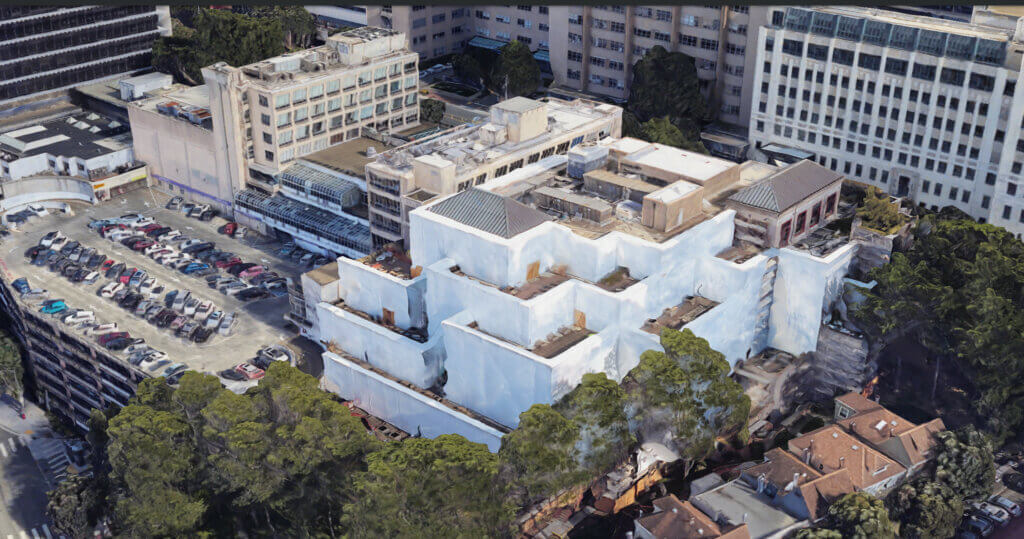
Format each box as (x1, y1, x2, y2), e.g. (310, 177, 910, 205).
(305, 140, 859, 451)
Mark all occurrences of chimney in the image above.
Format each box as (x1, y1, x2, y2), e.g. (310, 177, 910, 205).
(803, 446, 812, 464)
(757, 473, 766, 493)
(839, 456, 845, 468)
(889, 427, 894, 438)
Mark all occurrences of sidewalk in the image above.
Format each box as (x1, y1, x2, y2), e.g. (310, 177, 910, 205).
(0, 397, 52, 439)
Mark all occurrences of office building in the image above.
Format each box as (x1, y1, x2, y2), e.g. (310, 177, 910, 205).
(0, 6, 171, 105)
(748, 6, 1024, 235)
(363, 96, 622, 246)
(365, 6, 472, 60)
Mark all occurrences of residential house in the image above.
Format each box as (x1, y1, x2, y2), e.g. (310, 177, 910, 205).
(635, 494, 751, 539)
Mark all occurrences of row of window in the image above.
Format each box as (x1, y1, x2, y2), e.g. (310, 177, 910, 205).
(0, 51, 150, 100)
(0, 32, 158, 80)
(0, 14, 159, 61)
(3, 6, 154, 39)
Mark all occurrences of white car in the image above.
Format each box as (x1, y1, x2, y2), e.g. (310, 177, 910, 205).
(84, 323, 117, 336)
(108, 230, 134, 242)
(205, 310, 223, 329)
(26, 204, 47, 217)
(972, 501, 1011, 526)
(218, 312, 235, 335)
(158, 230, 181, 242)
(179, 239, 204, 250)
(989, 495, 1022, 517)
(39, 231, 66, 247)
(125, 343, 150, 356)
(83, 271, 100, 284)
(99, 282, 125, 298)
(130, 217, 156, 228)
(62, 310, 94, 325)
(193, 301, 214, 321)
(49, 236, 69, 251)
(139, 278, 158, 294)
(139, 351, 168, 369)
(143, 243, 166, 255)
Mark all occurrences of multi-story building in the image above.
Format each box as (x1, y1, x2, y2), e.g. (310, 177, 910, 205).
(0, 6, 171, 105)
(202, 27, 420, 197)
(365, 6, 471, 60)
(547, 6, 770, 128)
(471, 5, 551, 50)
(748, 6, 1024, 235)
(363, 96, 622, 246)
(299, 126, 881, 450)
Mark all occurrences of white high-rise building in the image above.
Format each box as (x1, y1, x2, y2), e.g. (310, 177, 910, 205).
(749, 6, 1024, 235)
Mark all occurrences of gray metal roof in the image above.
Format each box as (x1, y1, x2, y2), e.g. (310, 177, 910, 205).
(428, 187, 552, 239)
(728, 160, 842, 213)
(234, 189, 371, 253)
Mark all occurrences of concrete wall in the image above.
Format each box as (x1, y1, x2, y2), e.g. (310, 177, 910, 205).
(323, 352, 504, 450)
(336, 257, 427, 330)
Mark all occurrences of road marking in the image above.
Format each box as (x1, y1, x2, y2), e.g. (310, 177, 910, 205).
(41, 526, 51, 539)
(30, 528, 39, 539)
(7, 438, 15, 451)
(19, 531, 28, 539)
(0, 443, 7, 458)
(19, 435, 29, 446)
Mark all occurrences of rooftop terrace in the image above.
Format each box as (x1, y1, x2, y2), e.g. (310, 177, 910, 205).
(0, 111, 130, 161)
(302, 137, 387, 179)
(642, 296, 719, 334)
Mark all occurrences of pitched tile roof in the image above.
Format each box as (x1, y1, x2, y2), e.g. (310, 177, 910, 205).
(834, 392, 946, 469)
(636, 495, 750, 539)
(787, 425, 905, 491)
(798, 470, 857, 522)
(895, 418, 946, 467)
(835, 391, 883, 414)
(727, 160, 842, 213)
(427, 187, 552, 238)
(744, 448, 822, 491)
(837, 407, 917, 446)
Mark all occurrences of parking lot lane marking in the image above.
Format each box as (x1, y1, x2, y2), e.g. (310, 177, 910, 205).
(31, 528, 40, 539)
(19, 531, 28, 539)
(41, 526, 51, 539)
(0, 443, 7, 458)
(7, 438, 15, 451)
(18, 435, 29, 446)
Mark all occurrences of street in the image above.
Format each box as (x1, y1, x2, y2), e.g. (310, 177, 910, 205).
(0, 405, 55, 539)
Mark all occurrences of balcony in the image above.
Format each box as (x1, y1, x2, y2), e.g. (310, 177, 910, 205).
(641, 296, 719, 334)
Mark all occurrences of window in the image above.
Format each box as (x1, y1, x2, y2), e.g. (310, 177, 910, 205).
(260, 113, 270, 126)
(258, 94, 269, 107)
(795, 212, 807, 234)
(884, 58, 908, 76)
(275, 94, 289, 108)
(276, 112, 290, 127)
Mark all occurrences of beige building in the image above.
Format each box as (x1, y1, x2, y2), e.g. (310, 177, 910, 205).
(471, 5, 551, 50)
(200, 27, 420, 200)
(364, 96, 623, 246)
(365, 6, 471, 60)
(547, 6, 771, 130)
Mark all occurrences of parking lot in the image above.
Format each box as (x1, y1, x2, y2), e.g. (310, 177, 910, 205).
(4, 188, 325, 383)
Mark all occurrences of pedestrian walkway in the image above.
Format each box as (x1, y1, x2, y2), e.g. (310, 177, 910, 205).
(26, 439, 70, 488)
(0, 435, 31, 460)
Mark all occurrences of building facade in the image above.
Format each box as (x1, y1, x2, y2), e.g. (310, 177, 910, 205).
(748, 6, 1024, 235)
(365, 6, 472, 60)
(0, 6, 171, 105)
(201, 27, 420, 202)
(364, 96, 622, 247)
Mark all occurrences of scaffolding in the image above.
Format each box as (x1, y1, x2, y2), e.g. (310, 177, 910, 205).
(235, 189, 372, 254)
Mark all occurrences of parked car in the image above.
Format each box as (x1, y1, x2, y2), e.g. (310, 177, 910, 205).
(166, 196, 183, 210)
(972, 502, 1010, 527)
(1003, 472, 1024, 493)
(97, 332, 129, 346)
(131, 240, 155, 252)
(193, 301, 214, 321)
(220, 222, 238, 236)
(82, 271, 100, 284)
(988, 495, 1022, 517)
(240, 265, 267, 280)
(39, 231, 65, 247)
(128, 270, 147, 289)
(86, 253, 106, 269)
(219, 368, 247, 381)
(183, 297, 198, 316)
(143, 243, 166, 255)
(962, 515, 994, 537)
(218, 312, 236, 335)
(158, 230, 181, 242)
(172, 290, 190, 312)
(182, 242, 214, 254)
(191, 327, 213, 343)
(11, 278, 30, 294)
(137, 223, 161, 234)
(130, 217, 156, 228)
(234, 363, 265, 380)
(205, 310, 223, 329)
(145, 359, 172, 376)
(63, 310, 94, 325)
(84, 323, 118, 336)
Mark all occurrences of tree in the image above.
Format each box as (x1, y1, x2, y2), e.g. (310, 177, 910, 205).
(0, 331, 23, 404)
(152, 8, 287, 85)
(856, 187, 905, 233)
(627, 46, 708, 151)
(932, 427, 996, 501)
(421, 98, 446, 124)
(855, 215, 1024, 442)
(47, 475, 105, 539)
(639, 116, 706, 152)
(261, 7, 316, 49)
(555, 372, 634, 476)
(499, 404, 585, 506)
(824, 492, 897, 539)
(453, 53, 486, 88)
(887, 479, 964, 538)
(490, 40, 540, 98)
(622, 328, 750, 475)
(344, 435, 514, 537)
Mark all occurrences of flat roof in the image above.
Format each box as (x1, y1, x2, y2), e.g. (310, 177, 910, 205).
(624, 143, 735, 181)
(809, 6, 1013, 41)
(305, 261, 340, 286)
(583, 169, 659, 193)
(692, 481, 800, 538)
(647, 180, 700, 203)
(494, 96, 545, 114)
(533, 186, 612, 213)
(0, 111, 130, 161)
(302, 137, 386, 177)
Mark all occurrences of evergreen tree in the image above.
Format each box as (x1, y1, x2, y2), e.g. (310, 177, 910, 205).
(490, 40, 541, 98)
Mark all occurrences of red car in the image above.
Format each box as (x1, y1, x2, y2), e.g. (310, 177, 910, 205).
(137, 223, 162, 233)
(119, 267, 137, 284)
(215, 257, 242, 269)
(97, 332, 129, 345)
(234, 363, 265, 380)
(131, 240, 155, 251)
(219, 222, 238, 235)
(99, 259, 116, 272)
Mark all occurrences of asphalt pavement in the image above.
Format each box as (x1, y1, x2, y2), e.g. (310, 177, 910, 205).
(0, 401, 56, 539)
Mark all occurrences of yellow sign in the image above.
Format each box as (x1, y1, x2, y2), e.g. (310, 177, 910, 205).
(92, 183, 105, 190)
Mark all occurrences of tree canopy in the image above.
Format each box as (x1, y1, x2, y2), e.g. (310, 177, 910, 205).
(421, 98, 446, 124)
(823, 492, 897, 539)
(0, 331, 23, 403)
(622, 328, 749, 474)
(152, 8, 289, 84)
(887, 479, 964, 539)
(343, 435, 513, 537)
(856, 187, 905, 233)
(855, 214, 1024, 441)
(931, 426, 996, 501)
(490, 40, 541, 98)
(626, 46, 709, 152)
